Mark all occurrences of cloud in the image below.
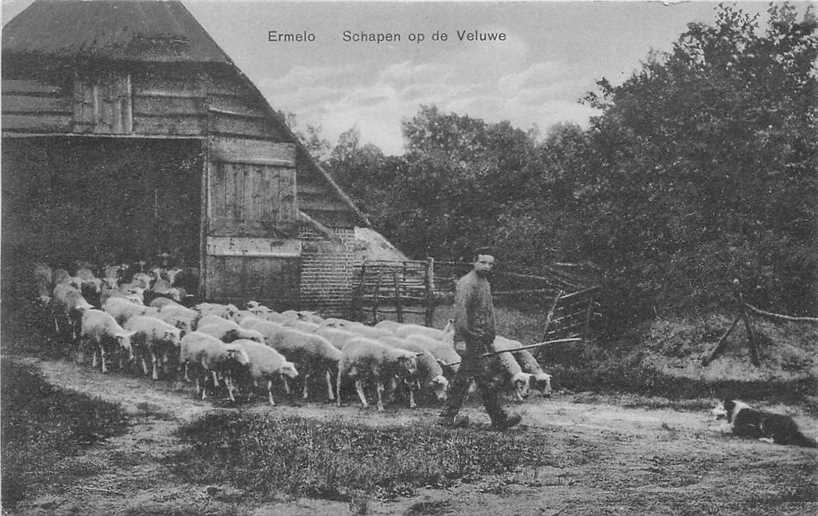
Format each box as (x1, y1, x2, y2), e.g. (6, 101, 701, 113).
(258, 38, 597, 154)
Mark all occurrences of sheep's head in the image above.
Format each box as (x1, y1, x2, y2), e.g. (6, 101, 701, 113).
(163, 328, 182, 346)
(226, 304, 241, 320)
(226, 347, 251, 367)
(35, 295, 51, 309)
(173, 319, 192, 336)
(280, 361, 299, 379)
(533, 373, 552, 397)
(429, 375, 449, 401)
(512, 372, 532, 401)
(115, 331, 136, 360)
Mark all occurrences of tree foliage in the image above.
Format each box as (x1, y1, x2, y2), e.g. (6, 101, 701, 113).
(322, 3, 817, 327)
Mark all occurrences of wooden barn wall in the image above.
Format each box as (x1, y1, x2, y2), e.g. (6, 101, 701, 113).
(299, 225, 367, 317)
(2, 64, 365, 309)
(1, 66, 291, 140)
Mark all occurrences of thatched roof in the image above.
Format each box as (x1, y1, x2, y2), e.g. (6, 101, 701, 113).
(3, 0, 231, 64)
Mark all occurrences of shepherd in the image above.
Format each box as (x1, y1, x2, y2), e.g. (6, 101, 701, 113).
(438, 248, 522, 430)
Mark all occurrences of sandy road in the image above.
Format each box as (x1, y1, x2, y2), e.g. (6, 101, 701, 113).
(8, 355, 818, 515)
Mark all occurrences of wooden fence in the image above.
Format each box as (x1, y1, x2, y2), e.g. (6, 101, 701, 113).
(352, 258, 600, 342)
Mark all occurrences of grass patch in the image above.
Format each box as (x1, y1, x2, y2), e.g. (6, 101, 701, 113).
(169, 413, 563, 501)
(0, 358, 129, 507)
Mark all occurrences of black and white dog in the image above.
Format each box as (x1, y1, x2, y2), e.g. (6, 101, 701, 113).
(712, 399, 817, 448)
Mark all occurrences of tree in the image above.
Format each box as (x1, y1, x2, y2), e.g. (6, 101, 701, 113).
(578, 3, 817, 321)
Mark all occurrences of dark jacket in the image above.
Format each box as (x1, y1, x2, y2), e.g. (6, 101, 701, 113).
(453, 270, 496, 344)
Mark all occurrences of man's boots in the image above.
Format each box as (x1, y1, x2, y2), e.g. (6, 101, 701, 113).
(491, 413, 522, 430)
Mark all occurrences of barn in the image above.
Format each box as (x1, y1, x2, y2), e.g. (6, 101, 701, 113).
(1, 0, 372, 315)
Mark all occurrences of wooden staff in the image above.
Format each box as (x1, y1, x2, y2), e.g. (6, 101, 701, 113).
(443, 338, 583, 367)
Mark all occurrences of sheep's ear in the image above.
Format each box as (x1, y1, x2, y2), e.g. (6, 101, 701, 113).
(415, 352, 425, 357)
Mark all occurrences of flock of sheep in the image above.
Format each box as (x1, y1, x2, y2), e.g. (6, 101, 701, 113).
(33, 261, 553, 411)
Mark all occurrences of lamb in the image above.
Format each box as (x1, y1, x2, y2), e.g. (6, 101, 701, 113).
(264, 326, 343, 401)
(225, 339, 298, 406)
(379, 336, 449, 406)
(179, 331, 250, 402)
(123, 315, 182, 380)
(79, 309, 135, 373)
(490, 337, 534, 401)
(403, 334, 462, 377)
(102, 297, 158, 325)
(336, 337, 419, 412)
(494, 336, 552, 396)
(196, 317, 265, 344)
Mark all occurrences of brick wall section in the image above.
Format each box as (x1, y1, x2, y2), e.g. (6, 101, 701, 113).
(298, 225, 366, 317)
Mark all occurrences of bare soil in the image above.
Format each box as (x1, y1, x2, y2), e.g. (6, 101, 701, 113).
(5, 355, 817, 516)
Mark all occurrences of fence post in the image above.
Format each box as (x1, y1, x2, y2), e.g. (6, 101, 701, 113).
(424, 257, 435, 327)
(393, 271, 404, 323)
(734, 279, 760, 366)
(537, 290, 563, 362)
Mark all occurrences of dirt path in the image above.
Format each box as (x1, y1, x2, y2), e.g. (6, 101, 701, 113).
(8, 356, 818, 515)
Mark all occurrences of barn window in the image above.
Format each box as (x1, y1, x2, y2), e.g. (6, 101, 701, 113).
(73, 72, 133, 134)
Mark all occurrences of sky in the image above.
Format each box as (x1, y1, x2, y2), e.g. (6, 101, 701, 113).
(1, 1, 787, 155)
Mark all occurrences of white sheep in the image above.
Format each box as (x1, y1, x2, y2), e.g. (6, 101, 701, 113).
(103, 296, 158, 325)
(195, 302, 240, 321)
(245, 300, 273, 315)
(197, 318, 265, 344)
(79, 309, 135, 373)
(495, 336, 552, 396)
(264, 326, 343, 401)
(378, 336, 449, 407)
(403, 334, 462, 377)
(322, 319, 392, 339)
(149, 297, 184, 310)
(281, 318, 320, 333)
(225, 339, 298, 406)
(51, 282, 93, 339)
(336, 337, 419, 412)
(123, 315, 182, 380)
(156, 304, 199, 335)
(179, 331, 249, 402)
(315, 327, 359, 351)
(491, 336, 534, 401)
(393, 320, 454, 341)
